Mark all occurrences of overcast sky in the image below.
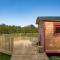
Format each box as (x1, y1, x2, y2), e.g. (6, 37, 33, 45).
(0, 0, 60, 26)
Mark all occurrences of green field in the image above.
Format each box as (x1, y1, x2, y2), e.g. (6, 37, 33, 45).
(49, 56, 60, 60)
(0, 52, 11, 60)
(47, 54, 60, 60)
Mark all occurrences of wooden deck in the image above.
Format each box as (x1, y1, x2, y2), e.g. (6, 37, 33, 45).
(11, 40, 49, 60)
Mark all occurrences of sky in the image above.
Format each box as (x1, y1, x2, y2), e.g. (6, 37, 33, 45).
(0, 0, 60, 27)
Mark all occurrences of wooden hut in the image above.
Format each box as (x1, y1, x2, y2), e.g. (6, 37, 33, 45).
(36, 16, 60, 53)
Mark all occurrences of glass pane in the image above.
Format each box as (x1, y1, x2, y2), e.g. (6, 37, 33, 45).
(56, 27, 60, 33)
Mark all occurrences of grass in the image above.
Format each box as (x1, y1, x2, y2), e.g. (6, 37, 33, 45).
(47, 53, 60, 60)
(0, 52, 11, 60)
(49, 56, 60, 60)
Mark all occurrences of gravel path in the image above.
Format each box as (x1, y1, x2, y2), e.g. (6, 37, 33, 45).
(11, 40, 49, 60)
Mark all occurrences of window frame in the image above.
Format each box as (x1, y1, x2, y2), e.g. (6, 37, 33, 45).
(54, 22, 60, 35)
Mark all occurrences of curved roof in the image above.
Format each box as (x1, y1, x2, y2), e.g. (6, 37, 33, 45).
(36, 16, 60, 24)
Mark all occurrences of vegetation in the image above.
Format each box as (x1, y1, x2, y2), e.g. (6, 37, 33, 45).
(0, 52, 11, 60)
(0, 24, 38, 34)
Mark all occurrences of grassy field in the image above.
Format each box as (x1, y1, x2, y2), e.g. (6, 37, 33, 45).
(47, 53, 60, 60)
(0, 52, 11, 60)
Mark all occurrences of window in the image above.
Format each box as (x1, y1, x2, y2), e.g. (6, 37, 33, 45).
(54, 22, 60, 35)
(56, 26, 60, 33)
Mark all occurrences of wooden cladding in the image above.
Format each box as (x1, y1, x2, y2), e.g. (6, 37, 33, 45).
(44, 21, 60, 53)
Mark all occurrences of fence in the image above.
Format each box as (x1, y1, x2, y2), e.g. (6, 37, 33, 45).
(0, 33, 39, 55)
(13, 33, 39, 41)
(0, 34, 13, 55)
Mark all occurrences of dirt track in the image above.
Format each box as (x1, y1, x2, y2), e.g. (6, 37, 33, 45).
(11, 40, 49, 60)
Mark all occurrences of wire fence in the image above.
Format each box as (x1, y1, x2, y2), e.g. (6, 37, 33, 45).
(13, 33, 39, 41)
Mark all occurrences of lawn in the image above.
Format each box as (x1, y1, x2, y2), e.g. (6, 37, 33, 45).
(47, 53, 60, 60)
(0, 52, 11, 60)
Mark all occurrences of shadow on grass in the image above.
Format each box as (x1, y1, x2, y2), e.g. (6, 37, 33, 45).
(0, 52, 11, 60)
(47, 53, 60, 60)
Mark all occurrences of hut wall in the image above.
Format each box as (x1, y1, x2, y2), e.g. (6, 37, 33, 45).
(44, 22, 60, 52)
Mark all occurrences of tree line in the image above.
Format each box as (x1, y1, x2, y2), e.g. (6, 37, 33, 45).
(0, 24, 38, 34)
